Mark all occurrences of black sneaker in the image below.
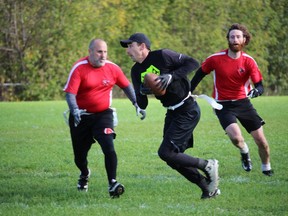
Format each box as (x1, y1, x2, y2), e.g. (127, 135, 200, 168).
(201, 188, 221, 199)
(77, 169, 90, 192)
(263, 170, 274, 176)
(109, 182, 125, 198)
(241, 153, 252, 172)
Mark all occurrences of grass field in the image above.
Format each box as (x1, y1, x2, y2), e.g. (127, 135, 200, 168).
(0, 96, 288, 216)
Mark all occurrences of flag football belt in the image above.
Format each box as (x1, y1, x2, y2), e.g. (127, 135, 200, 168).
(165, 92, 192, 110)
(63, 110, 94, 125)
(63, 108, 117, 126)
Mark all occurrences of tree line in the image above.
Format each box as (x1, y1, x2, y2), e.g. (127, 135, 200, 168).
(0, 0, 287, 101)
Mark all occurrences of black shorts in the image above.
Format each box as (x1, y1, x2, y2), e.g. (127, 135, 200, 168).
(215, 98, 265, 133)
(163, 98, 200, 152)
(69, 108, 115, 146)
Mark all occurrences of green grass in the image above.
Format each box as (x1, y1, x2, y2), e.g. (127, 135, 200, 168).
(0, 96, 288, 216)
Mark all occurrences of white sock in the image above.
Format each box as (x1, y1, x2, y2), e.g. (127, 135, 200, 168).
(240, 142, 249, 154)
(262, 163, 271, 171)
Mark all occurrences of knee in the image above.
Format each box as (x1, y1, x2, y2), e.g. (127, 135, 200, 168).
(254, 135, 268, 147)
(158, 148, 167, 161)
(158, 139, 179, 163)
(230, 135, 244, 145)
(96, 134, 115, 154)
(158, 150, 179, 170)
(158, 147, 172, 162)
(158, 147, 177, 165)
(256, 139, 269, 150)
(251, 130, 269, 149)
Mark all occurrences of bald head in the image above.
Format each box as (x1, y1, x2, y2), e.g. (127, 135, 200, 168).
(88, 39, 107, 67)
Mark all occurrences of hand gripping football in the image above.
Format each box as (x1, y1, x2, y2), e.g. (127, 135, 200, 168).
(143, 73, 166, 96)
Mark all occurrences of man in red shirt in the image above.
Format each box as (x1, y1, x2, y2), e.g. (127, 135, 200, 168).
(63, 39, 145, 198)
(190, 23, 273, 176)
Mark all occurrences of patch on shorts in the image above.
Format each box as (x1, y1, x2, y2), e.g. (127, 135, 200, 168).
(104, 128, 114, 135)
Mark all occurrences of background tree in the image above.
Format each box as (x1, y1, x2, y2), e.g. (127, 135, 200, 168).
(267, 0, 288, 94)
(0, 0, 287, 101)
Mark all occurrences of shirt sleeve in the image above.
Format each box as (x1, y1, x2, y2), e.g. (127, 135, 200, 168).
(63, 67, 81, 94)
(131, 66, 148, 109)
(115, 65, 130, 89)
(201, 56, 214, 74)
(248, 58, 263, 83)
(161, 49, 199, 78)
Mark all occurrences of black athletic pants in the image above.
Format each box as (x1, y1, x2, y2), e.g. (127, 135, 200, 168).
(158, 98, 207, 186)
(69, 109, 117, 184)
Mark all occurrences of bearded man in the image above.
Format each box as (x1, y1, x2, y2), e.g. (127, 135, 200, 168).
(190, 23, 273, 177)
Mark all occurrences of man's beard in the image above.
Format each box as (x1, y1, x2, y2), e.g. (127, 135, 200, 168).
(228, 42, 245, 52)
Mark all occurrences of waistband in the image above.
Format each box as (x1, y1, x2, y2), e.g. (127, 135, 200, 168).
(165, 92, 192, 110)
(217, 98, 249, 104)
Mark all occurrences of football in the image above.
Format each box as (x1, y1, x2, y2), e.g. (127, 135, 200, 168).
(143, 73, 166, 96)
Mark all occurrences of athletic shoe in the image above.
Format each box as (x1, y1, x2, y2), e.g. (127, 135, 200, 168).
(77, 169, 91, 192)
(204, 159, 219, 193)
(201, 188, 221, 199)
(109, 181, 125, 198)
(262, 170, 274, 176)
(241, 153, 252, 172)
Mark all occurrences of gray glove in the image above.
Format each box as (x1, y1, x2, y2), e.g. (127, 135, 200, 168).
(247, 88, 259, 98)
(72, 108, 87, 127)
(155, 74, 172, 90)
(135, 104, 146, 120)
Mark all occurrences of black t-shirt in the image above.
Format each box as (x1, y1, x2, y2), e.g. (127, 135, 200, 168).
(131, 49, 199, 108)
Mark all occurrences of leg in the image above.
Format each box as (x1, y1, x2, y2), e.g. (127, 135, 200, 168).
(225, 123, 252, 172)
(216, 105, 250, 154)
(69, 116, 92, 176)
(166, 162, 208, 188)
(72, 139, 92, 191)
(72, 140, 92, 176)
(235, 99, 273, 175)
(159, 101, 219, 197)
(96, 133, 125, 198)
(96, 133, 117, 184)
(225, 123, 246, 149)
(250, 127, 270, 164)
(158, 138, 219, 195)
(69, 115, 93, 191)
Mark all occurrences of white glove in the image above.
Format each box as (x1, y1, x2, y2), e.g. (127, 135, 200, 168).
(72, 108, 87, 127)
(135, 104, 146, 120)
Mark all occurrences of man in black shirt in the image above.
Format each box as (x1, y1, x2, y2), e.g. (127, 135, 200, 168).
(120, 33, 220, 199)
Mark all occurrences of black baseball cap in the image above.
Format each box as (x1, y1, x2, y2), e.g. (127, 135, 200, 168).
(120, 33, 151, 50)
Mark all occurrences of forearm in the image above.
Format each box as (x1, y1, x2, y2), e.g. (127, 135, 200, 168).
(123, 84, 147, 120)
(172, 56, 200, 78)
(190, 67, 207, 92)
(65, 92, 78, 111)
(122, 84, 137, 105)
(162, 49, 199, 78)
(254, 81, 264, 95)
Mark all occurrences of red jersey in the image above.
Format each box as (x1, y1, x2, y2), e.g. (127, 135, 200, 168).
(63, 57, 130, 113)
(201, 49, 263, 101)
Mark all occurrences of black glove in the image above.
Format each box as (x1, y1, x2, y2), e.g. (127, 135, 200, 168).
(155, 74, 172, 90)
(140, 84, 153, 95)
(247, 88, 259, 98)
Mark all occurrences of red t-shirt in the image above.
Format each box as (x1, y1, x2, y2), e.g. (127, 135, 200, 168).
(63, 57, 130, 113)
(201, 49, 263, 101)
